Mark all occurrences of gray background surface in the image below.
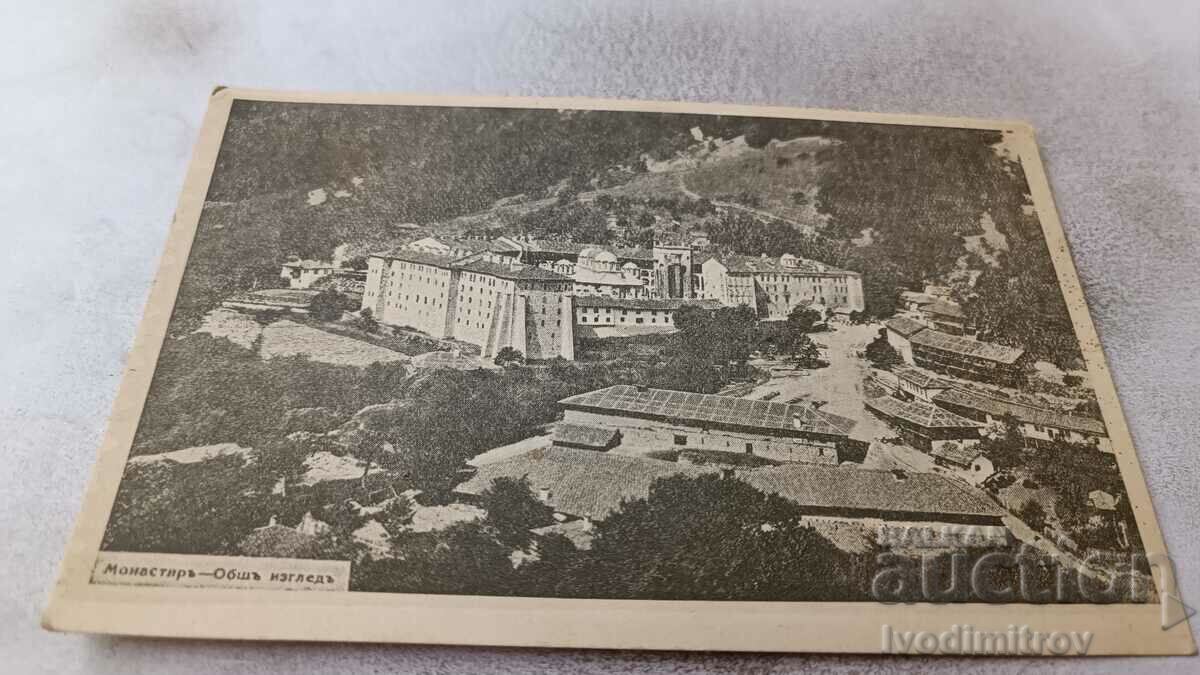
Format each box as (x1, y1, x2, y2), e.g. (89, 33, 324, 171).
(2, 1, 1197, 672)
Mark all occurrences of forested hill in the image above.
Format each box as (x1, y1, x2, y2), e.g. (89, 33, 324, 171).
(178, 102, 1080, 366)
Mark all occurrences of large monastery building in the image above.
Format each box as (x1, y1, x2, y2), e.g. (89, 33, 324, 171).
(362, 248, 574, 360)
(701, 253, 864, 318)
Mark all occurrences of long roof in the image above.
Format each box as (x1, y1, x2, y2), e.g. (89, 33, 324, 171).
(892, 365, 952, 390)
(552, 423, 621, 449)
(572, 266, 646, 287)
(454, 257, 570, 281)
(740, 463, 1006, 519)
(884, 316, 929, 337)
(454, 446, 716, 520)
(574, 296, 722, 311)
(933, 388, 1107, 437)
(926, 299, 965, 319)
(713, 254, 859, 277)
(371, 248, 569, 281)
(372, 248, 456, 266)
(865, 395, 984, 430)
(909, 329, 1025, 364)
(899, 290, 936, 305)
(558, 385, 855, 437)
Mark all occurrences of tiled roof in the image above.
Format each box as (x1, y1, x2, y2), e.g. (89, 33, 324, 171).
(926, 299, 965, 319)
(573, 296, 722, 311)
(552, 423, 620, 449)
(714, 254, 858, 277)
(573, 266, 646, 287)
(899, 291, 936, 305)
(453, 258, 570, 282)
(372, 248, 457, 267)
(892, 365, 951, 390)
(884, 316, 929, 337)
(909, 329, 1025, 364)
(865, 395, 984, 430)
(933, 388, 1107, 437)
(454, 446, 716, 520)
(559, 385, 855, 438)
(930, 442, 982, 467)
(371, 248, 569, 281)
(740, 464, 1006, 519)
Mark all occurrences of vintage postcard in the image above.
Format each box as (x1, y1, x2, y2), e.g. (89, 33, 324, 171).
(43, 89, 1194, 655)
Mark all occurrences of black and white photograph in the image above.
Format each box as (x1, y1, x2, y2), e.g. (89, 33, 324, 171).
(81, 95, 1151, 607)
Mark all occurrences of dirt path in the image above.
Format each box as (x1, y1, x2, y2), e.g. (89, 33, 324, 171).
(675, 173, 815, 234)
(747, 323, 889, 439)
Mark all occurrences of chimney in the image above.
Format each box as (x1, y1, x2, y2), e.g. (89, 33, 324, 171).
(538, 487, 552, 503)
(720, 468, 736, 480)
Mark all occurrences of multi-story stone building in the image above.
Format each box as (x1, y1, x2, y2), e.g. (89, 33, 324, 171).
(700, 253, 864, 318)
(561, 248, 649, 299)
(573, 296, 721, 337)
(362, 248, 574, 360)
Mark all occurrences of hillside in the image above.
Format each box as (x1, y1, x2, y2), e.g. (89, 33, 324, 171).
(180, 104, 1079, 365)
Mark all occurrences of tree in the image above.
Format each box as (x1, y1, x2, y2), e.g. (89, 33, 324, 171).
(346, 255, 369, 271)
(523, 475, 874, 600)
(353, 307, 379, 333)
(780, 332, 822, 368)
(1017, 500, 1048, 533)
(479, 477, 554, 549)
(103, 454, 282, 555)
(309, 289, 351, 322)
(864, 329, 902, 369)
(352, 522, 517, 595)
(254, 432, 315, 495)
(786, 306, 822, 334)
(494, 346, 525, 367)
(378, 497, 415, 538)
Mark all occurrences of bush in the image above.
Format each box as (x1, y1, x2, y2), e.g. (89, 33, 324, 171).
(1017, 500, 1048, 533)
(309, 289, 353, 322)
(864, 330, 902, 369)
(494, 346, 525, 367)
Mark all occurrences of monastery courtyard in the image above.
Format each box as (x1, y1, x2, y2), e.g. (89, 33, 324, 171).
(745, 321, 940, 475)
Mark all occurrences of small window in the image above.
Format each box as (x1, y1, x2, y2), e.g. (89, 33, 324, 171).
(745, 442, 753, 454)
(673, 434, 687, 446)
